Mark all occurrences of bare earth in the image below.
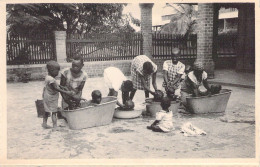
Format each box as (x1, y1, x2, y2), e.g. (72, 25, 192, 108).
(7, 76, 255, 159)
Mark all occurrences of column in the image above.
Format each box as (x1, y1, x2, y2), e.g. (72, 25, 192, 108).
(196, 3, 215, 78)
(54, 31, 67, 63)
(139, 3, 154, 59)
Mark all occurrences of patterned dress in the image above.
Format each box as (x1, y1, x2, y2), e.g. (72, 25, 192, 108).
(42, 75, 59, 113)
(162, 60, 185, 96)
(61, 68, 88, 108)
(131, 55, 157, 90)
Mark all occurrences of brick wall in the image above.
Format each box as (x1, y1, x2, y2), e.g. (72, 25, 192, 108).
(7, 58, 196, 82)
(7, 60, 132, 82)
(196, 3, 215, 78)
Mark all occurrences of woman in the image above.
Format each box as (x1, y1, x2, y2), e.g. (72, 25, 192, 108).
(162, 48, 185, 98)
(130, 55, 158, 100)
(181, 62, 211, 107)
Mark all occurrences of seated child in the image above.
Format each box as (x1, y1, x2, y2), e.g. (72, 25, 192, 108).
(42, 61, 74, 130)
(82, 90, 102, 108)
(91, 90, 102, 105)
(147, 97, 174, 133)
(210, 84, 222, 95)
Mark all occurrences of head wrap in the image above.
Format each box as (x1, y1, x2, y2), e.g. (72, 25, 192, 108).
(193, 62, 204, 71)
(171, 48, 180, 58)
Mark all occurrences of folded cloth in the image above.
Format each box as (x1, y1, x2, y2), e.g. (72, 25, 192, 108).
(180, 122, 206, 136)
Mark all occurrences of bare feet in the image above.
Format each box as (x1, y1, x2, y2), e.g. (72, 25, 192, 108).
(42, 124, 52, 129)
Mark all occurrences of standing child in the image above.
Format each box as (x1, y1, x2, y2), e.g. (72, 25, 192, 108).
(60, 55, 88, 109)
(147, 97, 174, 133)
(42, 61, 74, 130)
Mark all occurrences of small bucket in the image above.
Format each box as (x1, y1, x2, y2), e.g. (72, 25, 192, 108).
(35, 99, 50, 118)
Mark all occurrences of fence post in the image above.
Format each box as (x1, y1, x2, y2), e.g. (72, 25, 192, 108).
(54, 31, 67, 63)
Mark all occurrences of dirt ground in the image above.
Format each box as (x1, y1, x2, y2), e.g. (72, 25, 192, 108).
(7, 76, 255, 159)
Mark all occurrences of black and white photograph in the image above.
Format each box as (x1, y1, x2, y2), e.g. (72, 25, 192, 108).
(1, 0, 259, 165)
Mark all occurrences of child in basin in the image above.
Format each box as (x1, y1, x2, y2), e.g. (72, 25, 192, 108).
(147, 97, 174, 133)
(90, 90, 102, 105)
(42, 61, 74, 130)
(81, 90, 102, 108)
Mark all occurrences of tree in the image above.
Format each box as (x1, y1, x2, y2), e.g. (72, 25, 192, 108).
(160, 3, 198, 35)
(6, 3, 139, 34)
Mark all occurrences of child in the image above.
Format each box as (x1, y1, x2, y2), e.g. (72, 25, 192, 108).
(103, 67, 133, 108)
(91, 90, 102, 105)
(81, 90, 102, 107)
(147, 97, 174, 132)
(60, 55, 88, 109)
(42, 61, 74, 130)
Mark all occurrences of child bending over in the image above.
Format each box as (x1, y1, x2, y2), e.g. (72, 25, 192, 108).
(147, 97, 174, 132)
(60, 55, 88, 109)
(42, 61, 74, 130)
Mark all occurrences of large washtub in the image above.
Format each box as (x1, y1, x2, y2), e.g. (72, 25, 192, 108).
(61, 96, 117, 130)
(186, 89, 232, 114)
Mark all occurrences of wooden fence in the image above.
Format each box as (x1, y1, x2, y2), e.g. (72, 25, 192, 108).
(152, 33, 197, 59)
(7, 32, 56, 65)
(6, 31, 237, 65)
(66, 33, 143, 61)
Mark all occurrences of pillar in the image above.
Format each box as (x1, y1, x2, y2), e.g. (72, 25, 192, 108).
(139, 3, 154, 59)
(196, 3, 215, 78)
(236, 4, 255, 72)
(54, 31, 67, 63)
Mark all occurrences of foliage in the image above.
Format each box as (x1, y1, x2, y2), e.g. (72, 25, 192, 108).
(160, 4, 198, 36)
(7, 3, 139, 34)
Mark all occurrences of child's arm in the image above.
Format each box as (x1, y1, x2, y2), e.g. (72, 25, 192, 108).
(139, 73, 155, 95)
(50, 82, 74, 96)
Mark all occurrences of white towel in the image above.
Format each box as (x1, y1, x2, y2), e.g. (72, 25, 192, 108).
(181, 122, 206, 137)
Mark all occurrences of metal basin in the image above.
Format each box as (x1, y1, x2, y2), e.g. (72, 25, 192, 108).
(61, 96, 117, 130)
(186, 89, 232, 114)
(145, 98, 180, 117)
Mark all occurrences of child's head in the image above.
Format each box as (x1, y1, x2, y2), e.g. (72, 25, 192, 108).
(121, 80, 133, 92)
(125, 99, 135, 110)
(71, 55, 84, 74)
(171, 48, 181, 64)
(193, 62, 204, 76)
(166, 87, 176, 100)
(91, 90, 102, 104)
(143, 61, 154, 75)
(160, 97, 171, 111)
(153, 90, 164, 102)
(46, 61, 60, 77)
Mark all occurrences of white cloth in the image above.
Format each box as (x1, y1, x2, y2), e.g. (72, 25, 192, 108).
(156, 110, 174, 132)
(104, 67, 127, 92)
(181, 122, 207, 136)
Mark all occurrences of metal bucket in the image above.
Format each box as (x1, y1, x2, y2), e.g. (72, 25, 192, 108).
(186, 89, 232, 114)
(145, 98, 180, 117)
(61, 96, 117, 130)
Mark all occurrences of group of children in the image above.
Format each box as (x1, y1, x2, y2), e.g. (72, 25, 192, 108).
(42, 54, 216, 133)
(42, 56, 102, 130)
